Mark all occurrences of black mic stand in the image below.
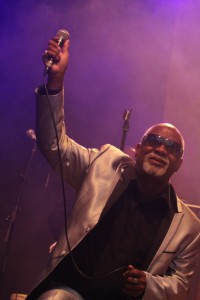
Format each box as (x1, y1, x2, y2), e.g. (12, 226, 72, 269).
(0, 130, 37, 297)
(120, 109, 132, 151)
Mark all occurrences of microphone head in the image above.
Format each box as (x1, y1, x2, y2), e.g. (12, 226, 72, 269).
(56, 29, 70, 42)
(26, 129, 36, 141)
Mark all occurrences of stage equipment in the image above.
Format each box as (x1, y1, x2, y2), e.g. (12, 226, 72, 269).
(120, 108, 132, 151)
(0, 129, 36, 296)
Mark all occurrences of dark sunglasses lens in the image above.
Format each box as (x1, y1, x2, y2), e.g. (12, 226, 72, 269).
(160, 138, 182, 156)
(164, 142, 176, 154)
(143, 134, 160, 147)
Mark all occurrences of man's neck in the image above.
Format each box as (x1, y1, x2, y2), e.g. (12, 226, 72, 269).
(136, 173, 169, 200)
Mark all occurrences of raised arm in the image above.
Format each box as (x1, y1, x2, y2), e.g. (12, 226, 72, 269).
(35, 34, 93, 190)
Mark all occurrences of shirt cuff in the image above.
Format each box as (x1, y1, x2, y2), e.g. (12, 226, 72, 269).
(37, 85, 62, 95)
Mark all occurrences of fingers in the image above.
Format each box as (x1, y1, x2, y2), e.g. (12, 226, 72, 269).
(123, 266, 146, 299)
(42, 36, 70, 76)
(44, 38, 61, 63)
(123, 265, 135, 278)
(44, 36, 70, 59)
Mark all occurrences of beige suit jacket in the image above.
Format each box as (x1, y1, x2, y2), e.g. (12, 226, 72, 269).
(27, 90, 200, 300)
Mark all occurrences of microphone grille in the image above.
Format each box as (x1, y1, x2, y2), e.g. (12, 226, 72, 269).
(56, 29, 70, 41)
(26, 129, 36, 140)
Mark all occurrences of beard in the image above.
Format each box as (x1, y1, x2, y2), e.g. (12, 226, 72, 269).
(142, 152, 170, 177)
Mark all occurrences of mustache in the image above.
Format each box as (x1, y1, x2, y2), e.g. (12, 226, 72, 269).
(145, 153, 169, 165)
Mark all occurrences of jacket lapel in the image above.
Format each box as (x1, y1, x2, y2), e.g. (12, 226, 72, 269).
(101, 160, 136, 218)
(147, 206, 184, 271)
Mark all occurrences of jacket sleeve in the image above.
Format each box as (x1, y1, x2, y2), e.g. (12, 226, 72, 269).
(35, 88, 100, 190)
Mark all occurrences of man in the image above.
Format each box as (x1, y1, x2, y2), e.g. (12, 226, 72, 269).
(26, 35, 200, 300)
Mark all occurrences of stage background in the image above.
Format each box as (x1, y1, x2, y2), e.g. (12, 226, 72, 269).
(0, 1, 200, 299)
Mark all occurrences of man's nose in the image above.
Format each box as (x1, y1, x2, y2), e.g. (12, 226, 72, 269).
(154, 144, 168, 155)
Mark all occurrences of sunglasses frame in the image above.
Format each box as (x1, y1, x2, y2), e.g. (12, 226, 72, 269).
(141, 133, 183, 158)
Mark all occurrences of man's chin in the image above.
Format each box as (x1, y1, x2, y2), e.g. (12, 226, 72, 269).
(143, 164, 167, 177)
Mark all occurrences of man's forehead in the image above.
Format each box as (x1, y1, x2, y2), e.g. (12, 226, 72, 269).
(143, 124, 183, 144)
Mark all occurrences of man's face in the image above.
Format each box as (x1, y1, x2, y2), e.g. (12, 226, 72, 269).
(135, 125, 183, 181)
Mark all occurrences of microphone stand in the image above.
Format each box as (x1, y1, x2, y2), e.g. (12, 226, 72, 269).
(0, 130, 37, 296)
(120, 109, 132, 151)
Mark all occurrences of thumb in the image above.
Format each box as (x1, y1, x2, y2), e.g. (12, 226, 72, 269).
(62, 39, 70, 54)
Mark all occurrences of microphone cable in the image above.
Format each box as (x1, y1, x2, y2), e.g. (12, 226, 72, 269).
(42, 58, 128, 282)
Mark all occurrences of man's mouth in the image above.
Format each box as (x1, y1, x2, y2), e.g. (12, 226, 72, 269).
(148, 155, 168, 167)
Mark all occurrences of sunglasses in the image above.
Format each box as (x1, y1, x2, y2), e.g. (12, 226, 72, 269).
(141, 133, 183, 158)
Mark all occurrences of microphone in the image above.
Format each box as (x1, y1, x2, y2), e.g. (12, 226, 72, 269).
(123, 109, 132, 121)
(26, 129, 36, 141)
(26, 129, 37, 152)
(44, 29, 70, 74)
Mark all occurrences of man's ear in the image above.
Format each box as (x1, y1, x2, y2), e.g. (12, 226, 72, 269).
(124, 147, 136, 158)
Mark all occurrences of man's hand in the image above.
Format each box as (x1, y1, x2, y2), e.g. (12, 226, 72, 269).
(123, 265, 146, 299)
(43, 36, 70, 90)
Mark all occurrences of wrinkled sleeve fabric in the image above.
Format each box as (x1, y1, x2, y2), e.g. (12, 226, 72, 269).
(35, 88, 100, 190)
